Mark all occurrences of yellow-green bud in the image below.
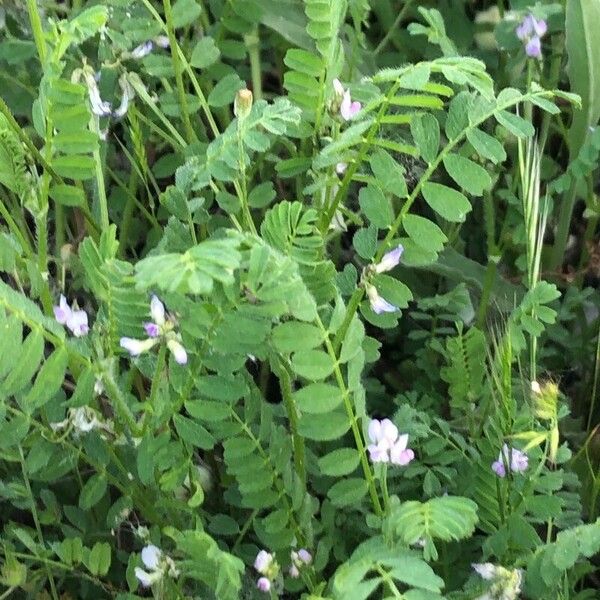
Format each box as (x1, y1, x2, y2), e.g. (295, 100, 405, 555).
(234, 88, 253, 120)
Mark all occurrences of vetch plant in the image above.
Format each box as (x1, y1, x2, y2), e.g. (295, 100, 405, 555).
(0, 1, 599, 599)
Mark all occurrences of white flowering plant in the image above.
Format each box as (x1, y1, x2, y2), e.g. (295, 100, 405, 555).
(0, 1, 599, 599)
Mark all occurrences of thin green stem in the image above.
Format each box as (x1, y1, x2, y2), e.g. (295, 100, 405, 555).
(26, 0, 47, 64)
(245, 26, 262, 101)
(372, 0, 414, 56)
(587, 323, 600, 432)
(18, 445, 59, 600)
(91, 118, 109, 229)
(317, 317, 383, 516)
(162, 0, 196, 143)
(274, 358, 306, 485)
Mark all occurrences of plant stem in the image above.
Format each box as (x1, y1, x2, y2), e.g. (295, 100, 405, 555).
(26, 0, 47, 64)
(245, 26, 262, 101)
(19, 445, 60, 600)
(372, 0, 414, 55)
(274, 358, 306, 485)
(162, 0, 196, 143)
(587, 323, 600, 432)
(318, 317, 383, 516)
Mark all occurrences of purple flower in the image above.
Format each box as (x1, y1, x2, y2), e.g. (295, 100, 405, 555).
(53, 295, 89, 337)
(366, 284, 398, 315)
(367, 418, 414, 466)
(374, 245, 404, 274)
(525, 36, 542, 59)
(492, 444, 528, 477)
(515, 14, 547, 59)
(144, 322, 160, 338)
(256, 577, 271, 592)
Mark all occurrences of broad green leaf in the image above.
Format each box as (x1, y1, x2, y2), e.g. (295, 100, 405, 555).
(495, 110, 534, 138)
(0, 414, 29, 449)
(293, 383, 343, 413)
(191, 37, 220, 69)
(172, 0, 203, 28)
(291, 349, 335, 380)
(402, 214, 447, 252)
(283, 49, 323, 77)
(52, 155, 95, 180)
(208, 73, 244, 107)
(79, 473, 107, 510)
(173, 414, 215, 450)
(566, 0, 600, 157)
(443, 153, 491, 196)
(359, 184, 393, 229)
(86, 542, 111, 576)
(272, 322, 323, 353)
(421, 182, 471, 222)
(318, 448, 360, 476)
(373, 274, 413, 308)
(369, 149, 408, 197)
(53, 131, 98, 155)
(328, 478, 368, 507)
(24, 347, 68, 410)
(49, 184, 86, 207)
(466, 128, 506, 164)
(352, 225, 378, 259)
(2, 330, 44, 396)
(298, 409, 351, 440)
(410, 113, 440, 163)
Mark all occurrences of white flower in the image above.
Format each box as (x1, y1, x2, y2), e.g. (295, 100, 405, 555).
(167, 339, 188, 365)
(154, 35, 170, 48)
(85, 73, 112, 117)
(332, 78, 362, 121)
(150, 295, 166, 326)
(256, 577, 271, 592)
(131, 41, 153, 59)
(112, 76, 134, 119)
(472, 562, 497, 581)
(141, 545, 162, 570)
(120, 336, 158, 357)
(254, 550, 273, 574)
(72, 407, 101, 433)
(134, 566, 159, 587)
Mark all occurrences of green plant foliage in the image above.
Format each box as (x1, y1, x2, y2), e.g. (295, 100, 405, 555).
(0, 1, 598, 599)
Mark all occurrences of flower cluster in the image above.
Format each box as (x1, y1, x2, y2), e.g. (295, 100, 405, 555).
(367, 418, 414, 466)
(53, 295, 89, 337)
(332, 79, 361, 121)
(491, 444, 528, 477)
(289, 548, 312, 578)
(363, 245, 404, 314)
(254, 550, 279, 593)
(83, 70, 135, 119)
(134, 544, 179, 588)
(516, 14, 547, 59)
(120, 296, 188, 365)
(472, 563, 523, 600)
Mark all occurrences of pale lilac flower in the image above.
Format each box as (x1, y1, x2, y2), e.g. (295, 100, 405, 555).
(492, 444, 528, 477)
(141, 545, 162, 570)
(366, 284, 398, 314)
(296, 549, 312, 565)
(135, 545, 163, 588)
(515, 14, 547, 59)
(340, 90, 361, 121)
(150, 295, 166, 326)
(472, 563, 496, 581)
(333, 78, 361, 121)
(389, 433, 415, 465)
(131, 41, 154, 59)
(256, 577, 271, 592)
(367, 418, 414, 465)
(53, 295, 89, 337)
(289, 564, 300, 578)
(254, 550, 273, 575)
(374, 245, 404, 274)
(144, 322, 160, 337)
